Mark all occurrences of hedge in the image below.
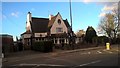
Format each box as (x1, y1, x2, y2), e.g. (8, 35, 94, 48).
(32, 41, 53, 52)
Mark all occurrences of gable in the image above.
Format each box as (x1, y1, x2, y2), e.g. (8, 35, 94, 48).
(50, 13, 69, 34)
(48, 13, 70, 29)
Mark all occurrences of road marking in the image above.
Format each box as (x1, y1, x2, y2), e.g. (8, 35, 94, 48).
(48, 57, 76, 64)
(97, 51, 102, 54)
(103, 49, 107, 51)
(108, 51, 113, 53)
(6, 55, 51, 63)
(103, 50, 113, 53)
(79, 60, 101, 66)
(81, 53, 88, 54)
(36, 64, 66, 67)
(19, 64, 37, 66)
(12, 63, 67, 67)
(81, 52, 91, 54)
(88, 52, 91, 54)
(116, 50, 119, 52)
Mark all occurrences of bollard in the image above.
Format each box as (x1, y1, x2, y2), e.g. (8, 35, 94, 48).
(106, 43, 110, 50)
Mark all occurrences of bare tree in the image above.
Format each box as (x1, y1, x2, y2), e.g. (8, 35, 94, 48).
(98, 3, 119, 39)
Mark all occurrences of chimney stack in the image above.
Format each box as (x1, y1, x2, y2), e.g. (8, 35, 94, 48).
(27, 12, 32, 22)
(49, 14, 54, 20)
(26, 12, 32, 32)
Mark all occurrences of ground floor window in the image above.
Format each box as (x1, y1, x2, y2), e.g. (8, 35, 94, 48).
(55, 39, 57, 44)
(62, 39, 64, 43)
(59, 38, 64, 44)
(27, 39, 30, 45)
(35, 38, 48, 42)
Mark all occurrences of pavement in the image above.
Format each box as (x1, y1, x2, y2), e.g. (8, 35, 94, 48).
(2, 45, 104, 61)
(2, 44, 120, 68)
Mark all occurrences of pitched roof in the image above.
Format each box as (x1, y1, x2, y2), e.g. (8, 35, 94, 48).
(63, 19, 70, 28)
(48, 15, 57, 28)
(21, 30, 31, 36)
(31, 17, 49, 33)
(28, 13, 70, 33)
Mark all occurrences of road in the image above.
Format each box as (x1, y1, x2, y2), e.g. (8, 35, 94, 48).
(2, 45, 120, 68)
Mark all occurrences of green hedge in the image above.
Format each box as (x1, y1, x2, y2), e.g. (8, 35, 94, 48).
(33, 41, 53, 52)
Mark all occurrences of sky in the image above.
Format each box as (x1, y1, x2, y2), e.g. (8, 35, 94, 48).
(1, 1, 118, 41)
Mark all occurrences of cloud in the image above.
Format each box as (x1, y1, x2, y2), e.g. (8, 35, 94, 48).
(99, 12, 106, 17)
(11, 12, 19, 17)
(102, 3, 118, 12)
(83, 0, 95, 4)
(83, 0, 119, 2)
(83, 0, 92, 3)
(102, 5, 113, 12)
(98, 3, 118, 18)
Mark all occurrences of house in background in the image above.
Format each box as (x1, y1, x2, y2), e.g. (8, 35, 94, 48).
(21, 12, 74, 49)
(0, 34, 14, 57)
(76, 30, 85, 43)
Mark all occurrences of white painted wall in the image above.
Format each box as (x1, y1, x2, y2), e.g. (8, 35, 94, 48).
(23, 34, 31, 38)
(21, 35, 24, 44)
(35, 33, 47, 37)
(21, 34, 31, 44)
(50, 14, 68, 34)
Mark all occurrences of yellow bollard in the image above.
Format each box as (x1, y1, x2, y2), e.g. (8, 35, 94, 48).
(106, 43, 110, 50)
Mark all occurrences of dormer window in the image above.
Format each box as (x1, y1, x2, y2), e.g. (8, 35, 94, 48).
(58, 19, 61, 25)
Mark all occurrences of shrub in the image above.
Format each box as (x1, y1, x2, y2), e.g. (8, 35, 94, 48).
(33, 41, 53, 52)
(85, 26, 97, 43)
(97, 36, 109, 45)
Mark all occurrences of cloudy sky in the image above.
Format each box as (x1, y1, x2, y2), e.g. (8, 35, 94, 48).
(1, 0, 119, 41)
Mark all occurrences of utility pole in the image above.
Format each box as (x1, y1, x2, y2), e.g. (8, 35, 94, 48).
(69, 0, 73, 30)
(69, 0, 75, 49)
(118, 2, 120, 28)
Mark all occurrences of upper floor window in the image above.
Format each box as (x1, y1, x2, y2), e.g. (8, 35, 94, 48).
(56, 27, 63, 32)
(58, 19, 61, 25)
